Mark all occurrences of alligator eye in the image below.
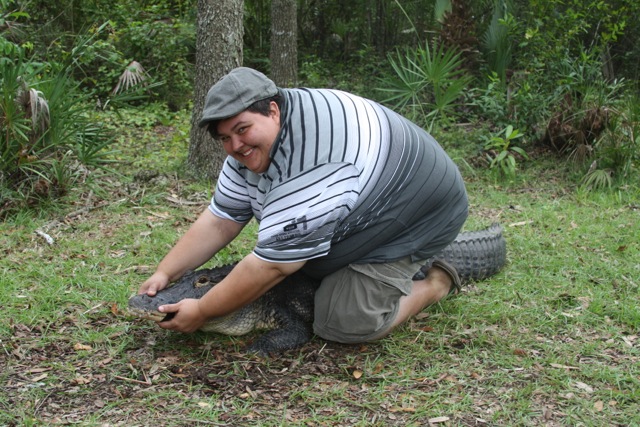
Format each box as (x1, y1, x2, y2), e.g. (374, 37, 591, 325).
(195, 276, 210, 288)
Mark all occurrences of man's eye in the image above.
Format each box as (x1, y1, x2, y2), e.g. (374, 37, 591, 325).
(237, 127, 246, 134)
(220, 136, 230, 143)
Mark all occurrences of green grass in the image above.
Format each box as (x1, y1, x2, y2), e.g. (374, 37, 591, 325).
(1, 112, 639, 426)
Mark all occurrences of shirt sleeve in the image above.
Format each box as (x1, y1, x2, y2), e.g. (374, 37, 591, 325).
(209, 158, 253, 223)
(253, 162, 360, 263)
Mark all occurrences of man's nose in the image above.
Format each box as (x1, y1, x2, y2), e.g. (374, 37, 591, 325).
(228, 135, 243, 152)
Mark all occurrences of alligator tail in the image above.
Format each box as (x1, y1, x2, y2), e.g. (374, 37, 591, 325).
(423, 223, 507, 282)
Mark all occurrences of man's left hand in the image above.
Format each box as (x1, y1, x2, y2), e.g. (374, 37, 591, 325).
(157, 298, 207, 333)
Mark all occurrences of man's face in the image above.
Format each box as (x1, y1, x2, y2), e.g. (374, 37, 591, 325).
(216, 102, 281, 174)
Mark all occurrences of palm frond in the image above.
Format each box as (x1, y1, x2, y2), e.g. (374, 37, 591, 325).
(112, 61, 149, 95)
(15, 79, 50, 135)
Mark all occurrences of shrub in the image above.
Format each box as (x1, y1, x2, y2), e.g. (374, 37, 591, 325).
(539, 49, 625, 159)
(0, 54, 115, 216)
(379, 42, 472, 129)
(113, 17, 195, 111)
(581, 93, 639, 189)
(483, 124, 528, 180)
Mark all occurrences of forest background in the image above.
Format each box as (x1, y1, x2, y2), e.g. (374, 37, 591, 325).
(1, 0, 639, 210)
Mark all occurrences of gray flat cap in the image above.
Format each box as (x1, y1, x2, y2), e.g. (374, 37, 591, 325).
(198, 67, 278, 128)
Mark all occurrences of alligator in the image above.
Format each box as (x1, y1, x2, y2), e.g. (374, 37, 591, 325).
(128, 223, 507, 355)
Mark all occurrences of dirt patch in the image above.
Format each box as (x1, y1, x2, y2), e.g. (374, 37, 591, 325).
(3, 310, 403, 425)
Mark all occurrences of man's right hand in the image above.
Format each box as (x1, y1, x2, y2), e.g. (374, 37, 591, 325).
(138, 271, 171, 296)
(135, 209, 246, 298)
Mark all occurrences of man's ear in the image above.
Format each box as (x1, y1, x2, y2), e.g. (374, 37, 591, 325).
(269, 101, 280, 121)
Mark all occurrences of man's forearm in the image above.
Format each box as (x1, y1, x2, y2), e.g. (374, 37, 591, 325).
(197, 254, 305, 319)
(157, 209, 244, 282)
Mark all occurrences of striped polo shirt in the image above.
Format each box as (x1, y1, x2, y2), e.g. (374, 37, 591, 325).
(209, 88, 468, 278)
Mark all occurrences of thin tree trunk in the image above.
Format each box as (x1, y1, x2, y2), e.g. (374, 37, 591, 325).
(270, 0, 298, 87)
(187, 0, 244, 180)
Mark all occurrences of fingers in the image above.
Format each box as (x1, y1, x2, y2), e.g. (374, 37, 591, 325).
(155, 299, 205, 333)
(158, 303, 178, 314)
(138, 271, 170, 296)
(142, 284, 160, 297)
(156, 303, 179, 330)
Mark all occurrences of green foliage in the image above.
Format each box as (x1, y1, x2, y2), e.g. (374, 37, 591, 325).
(480, 0, 517, 83)
(379, 42, 472, 128)
(580, 167, 612, 191)
(469, 46, 629, 190)
(534, 49, 627, 187)
(483, 124, 528, 179)
(298, 48, 391, 100)
(581, 93, 640, 190)
(114, 17, 195, 110)
(0, 53, 116, 216)
(466, 71, 550, 133)
(1, 0, 638, 194)
(0, 0, 30, 60)
(521, 0, 630, 56)
(10, 0, 195, 108)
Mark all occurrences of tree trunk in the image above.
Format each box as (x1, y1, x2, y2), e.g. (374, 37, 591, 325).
(269, 0, 298, 87)
(187, 0, 244, 180)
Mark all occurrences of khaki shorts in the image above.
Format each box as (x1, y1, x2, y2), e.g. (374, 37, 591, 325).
(313, 256, 425, 344)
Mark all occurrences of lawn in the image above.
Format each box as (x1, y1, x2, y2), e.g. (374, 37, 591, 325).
(1, 112, 639, 426)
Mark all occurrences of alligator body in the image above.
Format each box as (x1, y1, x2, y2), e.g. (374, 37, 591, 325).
(129, 265, 320, 355)
(128, 223, 507, 354)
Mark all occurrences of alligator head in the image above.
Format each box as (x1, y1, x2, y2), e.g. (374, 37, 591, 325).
(128, 265, 235, 323)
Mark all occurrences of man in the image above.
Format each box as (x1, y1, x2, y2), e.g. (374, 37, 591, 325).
(139, 67, 468, 344)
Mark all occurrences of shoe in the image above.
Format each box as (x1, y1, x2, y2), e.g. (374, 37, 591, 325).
(430, 259, 462, 295)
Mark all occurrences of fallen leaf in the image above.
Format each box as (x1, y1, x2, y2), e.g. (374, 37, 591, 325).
(110, 250, 126, 258)
(30, 373, 48, 382)
(429, 416, 450, 423)
(389, 407, 416, 413)
(27, 367, 51, 374)
(513, 348, 528, 356)
(73, 343, 92, 351)
(146, 210, 170, 219)
(550, 363, 579, 370)
(594, 400, 604, 411)
(245, 386, 257, 398)
(99, 357, 113, 366)
(110, 303, 120, 316)
(73, 375, 92, 385)
(352, 370, 363, 379)
(575, 381, 594, 393)
(508, 220, 532, 227)
(197, 402, 212, 408)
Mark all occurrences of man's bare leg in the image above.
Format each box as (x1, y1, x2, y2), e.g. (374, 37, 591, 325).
(371, 265, 454, 340)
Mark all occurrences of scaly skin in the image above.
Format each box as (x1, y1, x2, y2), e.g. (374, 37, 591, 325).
(128, 224, 507, 354)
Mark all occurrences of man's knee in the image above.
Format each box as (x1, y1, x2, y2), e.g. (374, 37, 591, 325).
(312, 259, 420, 343)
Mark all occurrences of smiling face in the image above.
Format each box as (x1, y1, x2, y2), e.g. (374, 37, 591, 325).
(215, 101, 281, 174)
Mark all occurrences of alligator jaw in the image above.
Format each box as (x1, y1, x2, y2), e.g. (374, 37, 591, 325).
(127, 307, 170, 323)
